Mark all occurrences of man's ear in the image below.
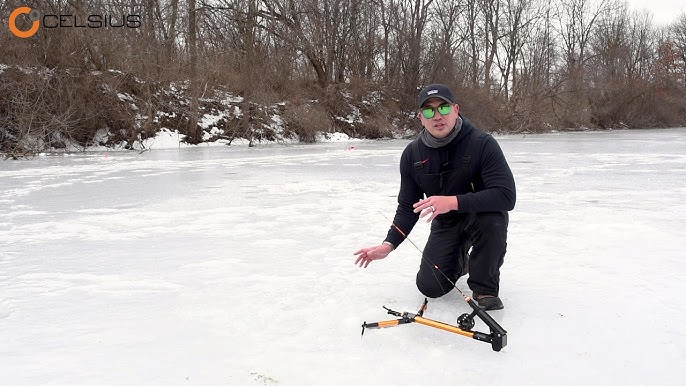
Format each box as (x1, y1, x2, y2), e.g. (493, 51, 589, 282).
(454, 104, 460, 114)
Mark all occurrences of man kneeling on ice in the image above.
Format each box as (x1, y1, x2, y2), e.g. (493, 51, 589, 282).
(354, 84, 516, 311)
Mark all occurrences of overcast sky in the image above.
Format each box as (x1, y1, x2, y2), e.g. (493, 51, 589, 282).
(626, 0, 685, 25)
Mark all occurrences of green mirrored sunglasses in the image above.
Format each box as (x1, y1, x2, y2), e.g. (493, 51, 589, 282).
(421, 104, 452, 119)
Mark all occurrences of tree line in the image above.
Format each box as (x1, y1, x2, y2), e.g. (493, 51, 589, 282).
(1, 0, 685, 154)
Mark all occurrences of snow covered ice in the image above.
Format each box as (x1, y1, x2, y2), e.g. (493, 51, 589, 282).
(1, 128, 685, 385)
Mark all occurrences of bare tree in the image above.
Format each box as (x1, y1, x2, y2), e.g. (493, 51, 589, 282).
(481, 0, 505, 90)
(348, 0, 380, 81)
(404, 0, 434, 95)
(555, 0, 615, 90)
(422, 1, 463, 83)
(241, 0, 257, 141)
(186, 0, 202, 143)
(463, 0, 482, 86)
(497, 0, 541, 99)
(670, 13, 686, 86)
(259, 0, 350, 87)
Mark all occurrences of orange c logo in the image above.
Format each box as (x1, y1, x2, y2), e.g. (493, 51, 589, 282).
(9, 7, 40, 38)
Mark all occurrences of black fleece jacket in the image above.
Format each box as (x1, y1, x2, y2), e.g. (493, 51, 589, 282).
(384, 116, 516, 248)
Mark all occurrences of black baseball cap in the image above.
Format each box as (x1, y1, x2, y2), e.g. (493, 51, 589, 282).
(417, 84, 455, 108)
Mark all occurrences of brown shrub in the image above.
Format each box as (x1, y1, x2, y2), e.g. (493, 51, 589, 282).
(282, 101, 333, 143)
(0, 66, 159, 153)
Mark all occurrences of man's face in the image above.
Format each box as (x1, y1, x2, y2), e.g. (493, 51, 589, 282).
(418, 98, 460, 139)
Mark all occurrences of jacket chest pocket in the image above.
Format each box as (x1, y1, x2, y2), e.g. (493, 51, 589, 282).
(418, 169, 472, 196)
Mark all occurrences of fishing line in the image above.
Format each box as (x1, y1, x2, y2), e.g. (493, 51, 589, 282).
(378, 211, 470, 301)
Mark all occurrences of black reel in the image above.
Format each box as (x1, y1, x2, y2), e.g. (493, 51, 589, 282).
(457, 313, 475, 331)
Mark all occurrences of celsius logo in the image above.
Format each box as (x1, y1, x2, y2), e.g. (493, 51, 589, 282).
(9, 7, 40, 38)
(8, 7, 142, 38)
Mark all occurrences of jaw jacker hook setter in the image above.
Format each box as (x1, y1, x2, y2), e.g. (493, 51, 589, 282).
(361, 212, 507, 352)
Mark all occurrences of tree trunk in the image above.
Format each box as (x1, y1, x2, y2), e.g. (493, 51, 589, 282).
(186, 0, 201, 143)
(242, 0, 256, 144)
(167, 0, 179, 62)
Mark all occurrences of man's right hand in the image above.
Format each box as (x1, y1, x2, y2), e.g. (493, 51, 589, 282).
(353, 243, 393, 268)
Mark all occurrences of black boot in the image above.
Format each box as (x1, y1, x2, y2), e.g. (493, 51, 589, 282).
(473, 292, 504, 310)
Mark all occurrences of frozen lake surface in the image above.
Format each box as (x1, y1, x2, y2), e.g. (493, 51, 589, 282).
(1, 128, 685, 385)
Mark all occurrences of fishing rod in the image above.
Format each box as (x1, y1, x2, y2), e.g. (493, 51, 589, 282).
(361, 212, 507, 352)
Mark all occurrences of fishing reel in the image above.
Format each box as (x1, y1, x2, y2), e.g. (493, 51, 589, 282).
(457, 312, 476, 331)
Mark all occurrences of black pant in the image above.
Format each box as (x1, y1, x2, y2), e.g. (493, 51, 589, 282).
(416, 212, 508, 298)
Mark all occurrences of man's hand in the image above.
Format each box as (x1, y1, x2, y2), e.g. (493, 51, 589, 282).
(353, 243, 393, 268)
(413, 195, 459, 222)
